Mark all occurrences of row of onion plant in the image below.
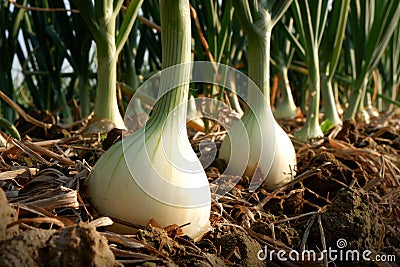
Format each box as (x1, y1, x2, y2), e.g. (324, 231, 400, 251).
(220, 0, 297, 190)
(72, 0, 143, 130)
(342, 0, 400, 120)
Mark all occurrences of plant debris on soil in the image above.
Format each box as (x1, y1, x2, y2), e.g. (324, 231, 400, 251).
(0, 111, 399, 267)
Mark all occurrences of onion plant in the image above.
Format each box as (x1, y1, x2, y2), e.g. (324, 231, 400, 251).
(0, 0, 26, 121)
(343, 0, 400, 120)
(86, 0, 211, 240)
(287, 0, 350, 140)
(16, 0, 76, 123)
(316, 0, 350, 126)
(0, 117, 21, 141)
(224, 12, 247, 116)
(288, 0, 327, 140)
(318, 0, 350, 126)
(220, 0, 296, 190)
(46, 1, 94, 118)
(378, 20, 400, 112)
(72, 0, 143, 130)
(271, 17, 297, 119)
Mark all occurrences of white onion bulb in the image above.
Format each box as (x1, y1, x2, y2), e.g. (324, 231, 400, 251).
(219, 108, 296, 190)
(86, 108, 211, 240)
(86, 0, 211, 241)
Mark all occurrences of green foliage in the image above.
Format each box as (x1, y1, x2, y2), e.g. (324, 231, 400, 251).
(320, 118, 334, 134)
(343, 0, 400, 119)
(0, 117, 21, 140)
(16, 0, 77, 123)
(378, 20, 400, 111)
(1, 0, 399, 137)
(290, 0, 330, 139)
(0, 0, 26, 121)
(271, 16, 297, 119)
(45, 1, 94, 117)
(72, 0, 144, 128)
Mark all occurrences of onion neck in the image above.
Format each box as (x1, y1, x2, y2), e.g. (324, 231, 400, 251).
(320, 72, 342, 125)
(343, 77, 368, 120)
(274, 66, 297, 119)
(295, 48, 323, 140)
(147, 0, 191, 127)
(246, 24, 272, 117)
(91, 7, 126, 129)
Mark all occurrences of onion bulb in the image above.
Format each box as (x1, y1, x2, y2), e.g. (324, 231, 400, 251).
(219, 109, 296, 190)
(85, 0, 211, 240)
(219, 1, 296, 190)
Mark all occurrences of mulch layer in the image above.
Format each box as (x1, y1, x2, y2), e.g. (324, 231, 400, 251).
(0, 111, 399, 267)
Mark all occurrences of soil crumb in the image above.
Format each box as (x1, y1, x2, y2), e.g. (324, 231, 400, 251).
(38, 224, 115, 267)
(0, 228, 55, 267)
(216, 231, 263, 266)
(0, 188, 19, 241)
(0, 224, 115, 267)
(318, 187, 385, 251)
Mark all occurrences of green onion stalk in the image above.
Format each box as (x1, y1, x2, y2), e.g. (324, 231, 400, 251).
(378, 20, 400, 113)
(289, 0, 330, 140)
(0, 117, 21, 141)
(220, 0, 296, 190)
(299, 48, 324, 140)
(226, 16, 247, 116)
(72, 0, 143, 130)
(0, 0, 26, 121)
(274, 65, 297, 119)
(271, 18, 297, 120)
(343, 0, 400, 120)
(190, 0, 239, 132)
(86, 0, 211, 240)
(16, 0, 74, 123)
(318, 0, 350, 126)
(287, 0, 350, 136)
(227, 71, 244, 117)
(52, 5, 94, 118)
(221, 2, 245, 117)
(373, 70, 384, 112)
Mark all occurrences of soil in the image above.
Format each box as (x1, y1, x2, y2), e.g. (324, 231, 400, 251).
(0, 113, 399, 267)
(0, 223, 115, 267)
(0, 188, 18, 241)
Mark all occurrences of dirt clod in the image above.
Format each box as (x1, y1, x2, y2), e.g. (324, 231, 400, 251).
(216, 231, 263, 266)
(0, 224, 115, 267)
(137, 226, 185, 257)
(252, 221, 301, 249)
(319, 187, 385, 251)
(38, 224, 115, 267)
(0, 188, 19, 241)
(0, 228, 55, 267)
(336, 119, 359, 144)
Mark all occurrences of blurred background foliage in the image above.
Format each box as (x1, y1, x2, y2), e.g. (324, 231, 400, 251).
(0, 0, 399, 138)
